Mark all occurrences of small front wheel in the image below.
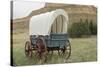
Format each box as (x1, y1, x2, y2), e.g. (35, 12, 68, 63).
(61, 40, 71, 60)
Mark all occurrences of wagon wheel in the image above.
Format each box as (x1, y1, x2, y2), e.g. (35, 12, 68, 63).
(35, 36, 47, 62)
(61, 40, 71, 60)
(25, 41, 33, 57)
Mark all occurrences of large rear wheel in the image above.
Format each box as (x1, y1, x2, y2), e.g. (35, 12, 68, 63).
(35, 36, 47, 63)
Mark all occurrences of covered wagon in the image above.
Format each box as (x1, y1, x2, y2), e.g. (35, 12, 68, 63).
(25, 9, 71, 60)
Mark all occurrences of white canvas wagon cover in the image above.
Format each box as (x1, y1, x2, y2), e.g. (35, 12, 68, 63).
(29, 9, 68, 35)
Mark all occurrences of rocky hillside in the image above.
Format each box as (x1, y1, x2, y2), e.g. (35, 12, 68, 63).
(12, 3, 97, 33)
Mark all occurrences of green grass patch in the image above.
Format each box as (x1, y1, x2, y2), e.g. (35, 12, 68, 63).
(12, 32, 97, 66)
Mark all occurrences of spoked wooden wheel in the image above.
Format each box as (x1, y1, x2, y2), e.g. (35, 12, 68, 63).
(60, 40, 71, 60)
(35, 37, 47, 62)
(25, 41, 32, 57)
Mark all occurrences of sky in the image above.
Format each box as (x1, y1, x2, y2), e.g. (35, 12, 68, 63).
(13, 1, 45, 19)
